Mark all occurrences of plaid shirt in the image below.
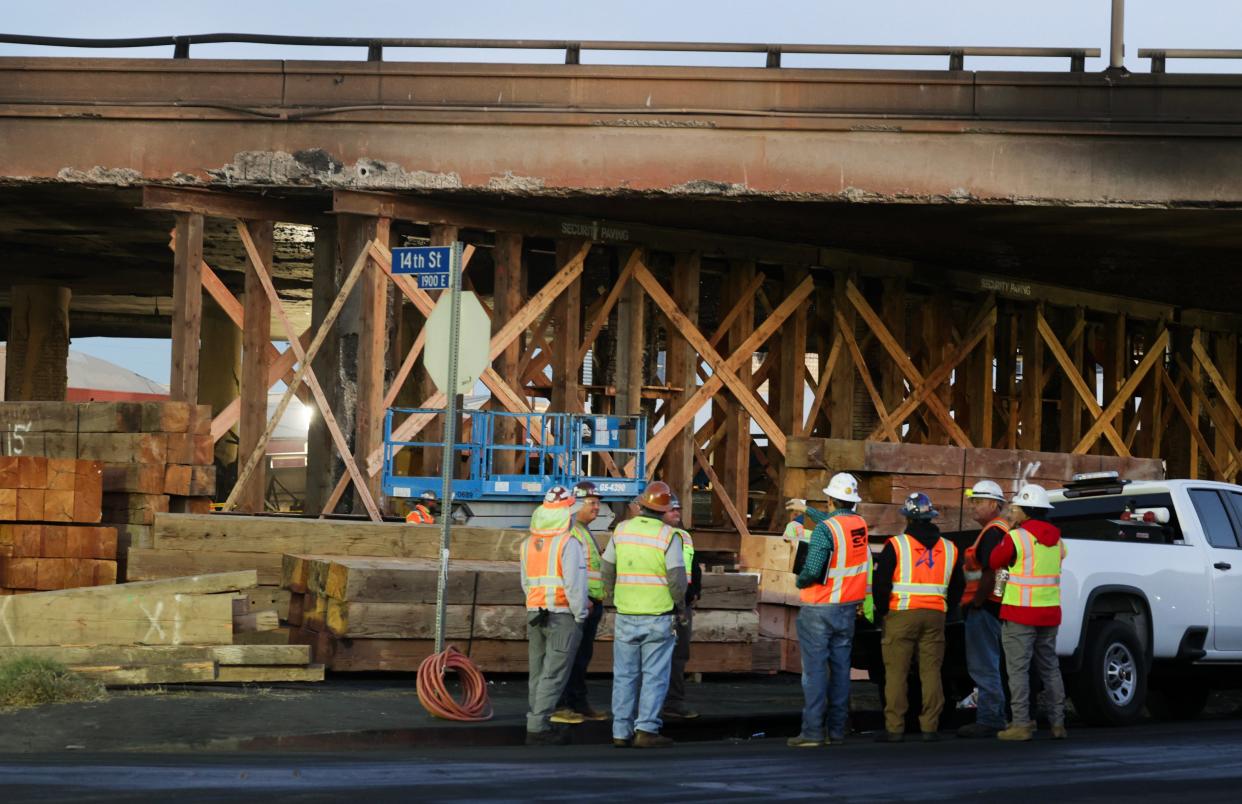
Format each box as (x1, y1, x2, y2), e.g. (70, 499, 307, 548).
(795, 505, 854, 589)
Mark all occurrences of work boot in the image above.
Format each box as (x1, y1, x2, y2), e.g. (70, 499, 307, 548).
(785, 735, 824, 748)
(922, 731, 941, 743)
(549, 708, 585, 725)
(660, 705, 700, 720)
(633, 729, 674, 748)
(874, 731, 905, 743)
(612, 736, 633, 748)
(957, 723, 1000, 739)
(1051, 723, 1069, 740)
(997, 721, 1035, 742)
(575, 706, 609, 721)
(526, 729, 571, 746)
(825, 735, 846, 746)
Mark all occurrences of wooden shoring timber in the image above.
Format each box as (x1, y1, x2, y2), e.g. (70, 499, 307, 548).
(1073, 327, 1170, 455)
(845, 281, 972, 447)
(863, 300, 996, 445)
(574, 250, 640, 367)
(169, 212, 204, 404)
(550, 239, 585, 412)
(1019, 303, 1044, 451)
(835, 309, 899, 442)
(633, 259, 787, 457)
(1035, 309, 1129, 457)
(829, 272, 857, 440)
(1192, 330, 1242, 440)
(692, 272, 767, 386)
(664, 252, 701, 524)
(237, 220, 273, 513)
(1174, 353, 1242, 479)
(353, 216, 393, 509)
(224, 222, 381, 521)
(694, 443, 750, 538)
(319, 240, 590, 514)
(1211, 332, 1239, 471)
(1160, 364, 1227, 480)
(633, 272, 814, 475)
(1057, 308, 1088, 452)
(800, 339, 843, 438)
(491, 232, 525, 476)
(210, 330, 312, 443)
(720, 260, 756, 524)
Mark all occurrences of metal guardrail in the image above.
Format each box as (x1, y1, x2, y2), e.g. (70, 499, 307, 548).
(1139, 49, 1242, 74)
(0, 33, 1100, 71)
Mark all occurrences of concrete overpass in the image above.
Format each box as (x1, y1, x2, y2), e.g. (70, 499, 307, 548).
(3, 42, 1242, 519)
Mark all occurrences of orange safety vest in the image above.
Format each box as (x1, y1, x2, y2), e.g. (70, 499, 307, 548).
(405, 504, 434, 524)
(522, 530, 570, 611)
(961, 518, 1009, 604)
(800, 513, 870, 606)
(887, 533, 958, 613)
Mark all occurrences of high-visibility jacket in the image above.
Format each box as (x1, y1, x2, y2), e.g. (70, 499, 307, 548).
(406, 504, 434, 524)
(887, 533, 958, 613)
(962, 517, 1009, 604)
(612, 516, 676, 616)
(678, 529, 695, 576)
(862, 559, 875, 622)
(1001, 527, 1062, 610)
(570, 522, 605, 600)
(522, 504, 574, 611)
(800, 513, 870, 606)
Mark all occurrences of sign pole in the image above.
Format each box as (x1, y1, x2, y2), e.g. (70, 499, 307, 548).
(433, 241, 464, 654)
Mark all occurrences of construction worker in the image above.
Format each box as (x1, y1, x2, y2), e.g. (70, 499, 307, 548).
(872, 492, 964, 743)
(956, 480, 1012, 739)
(602, 480, 686, 749)
(661, 493, 701, 721)
(405, 491, 436, 524)
(552, 481, 608, 724)
(784, 472, 870, 748)
(989, 483, 1068, 741)
(520, 485, 589, 746)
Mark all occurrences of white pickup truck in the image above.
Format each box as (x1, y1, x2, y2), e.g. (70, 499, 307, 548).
(1049, 473, 1242, 725)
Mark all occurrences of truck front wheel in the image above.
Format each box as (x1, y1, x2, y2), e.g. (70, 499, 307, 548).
(1069, 619, 1148, 726)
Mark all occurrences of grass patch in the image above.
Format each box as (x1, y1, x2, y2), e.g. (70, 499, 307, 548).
(0, 656, 107, 709)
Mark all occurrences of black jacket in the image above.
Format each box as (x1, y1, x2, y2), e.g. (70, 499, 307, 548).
(872, 521, 965, 622)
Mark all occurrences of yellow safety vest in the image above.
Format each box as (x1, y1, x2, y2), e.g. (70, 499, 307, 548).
(612, 516, 676, 616)
(677, 528, 695, 577)
(1001, 527, 1062, 609)
(570, 522, 605, 600)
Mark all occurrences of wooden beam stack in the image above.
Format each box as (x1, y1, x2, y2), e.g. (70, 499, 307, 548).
(0, 571, 323, 685)
(281, 553, 775, 674)
(0, 402, 217, 577)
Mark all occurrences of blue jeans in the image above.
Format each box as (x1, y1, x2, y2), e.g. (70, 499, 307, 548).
(964, 607, 1006, 729)
(796, 604, 857, 741)
(611, 613, 676, 739)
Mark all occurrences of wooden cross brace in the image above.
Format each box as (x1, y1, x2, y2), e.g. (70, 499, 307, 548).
(1073, 328, 1169, 455)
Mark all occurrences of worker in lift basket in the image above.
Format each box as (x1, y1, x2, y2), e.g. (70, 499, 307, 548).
(784, 472, 870, 748)
(405, 491, 437, 524)
(520, 485, 589, 746)
(989, 483, 1068, 742)
(603, 480, 686, 749)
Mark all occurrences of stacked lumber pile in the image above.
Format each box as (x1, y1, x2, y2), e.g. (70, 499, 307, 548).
(0, 455, 118, 593)
(0, 570, 322, 684)
(0, 402, 217, 578)
(750, 439, 1166, 672)
(283, 554, 775, 673)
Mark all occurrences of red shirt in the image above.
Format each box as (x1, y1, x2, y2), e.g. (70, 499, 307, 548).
(988, 519, 1062, 627)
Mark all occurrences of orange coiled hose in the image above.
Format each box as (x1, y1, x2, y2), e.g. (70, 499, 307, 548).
(416, 646, 493, 721)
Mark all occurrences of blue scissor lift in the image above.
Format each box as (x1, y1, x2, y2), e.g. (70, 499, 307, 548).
(381, 409, 648, 531)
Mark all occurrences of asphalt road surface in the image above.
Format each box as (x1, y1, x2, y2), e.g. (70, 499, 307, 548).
(3, 717, 1242, 803)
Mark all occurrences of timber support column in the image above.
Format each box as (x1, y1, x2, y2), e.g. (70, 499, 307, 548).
(550, 239, 585, 413)
(665, 252, 700, 522)
(829, 270, 856, 440)
(198, 299, 242, 467)
(615, 250, 646, 446)
(777, 266, 809, 515)
(169, 212, 204, 403)
(4, 285, 71, 401)
(305, 221, 339, 514)
(237, 220, 273, 513)
(722, 260, 755, 524)
(492, 232, 525, 474)
(352, 216, 392, 512)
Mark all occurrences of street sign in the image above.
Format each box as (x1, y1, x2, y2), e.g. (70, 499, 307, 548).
(423, 291, 490, 396)
(392, 245, 453, 290)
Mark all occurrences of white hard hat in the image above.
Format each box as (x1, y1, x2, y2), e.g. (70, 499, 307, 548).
(1012, 483, 1054, 510)
(823, 472, 862, 503)
(965, 480, 1006, 503)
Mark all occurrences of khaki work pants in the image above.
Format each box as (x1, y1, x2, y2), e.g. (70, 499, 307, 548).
(881, 608, 946, 734)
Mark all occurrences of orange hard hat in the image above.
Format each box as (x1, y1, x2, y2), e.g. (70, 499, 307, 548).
(636, 480, 673, 513)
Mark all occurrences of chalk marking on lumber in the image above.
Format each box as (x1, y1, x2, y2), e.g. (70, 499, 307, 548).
(0, 598, 12, 646)
(141, 601, 166, 643)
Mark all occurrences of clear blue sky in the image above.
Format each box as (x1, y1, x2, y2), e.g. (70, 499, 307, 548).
(4, 1, 1240, 384)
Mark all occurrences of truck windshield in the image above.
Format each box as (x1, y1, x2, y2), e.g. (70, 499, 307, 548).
(1049, 492, 1183, 545)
